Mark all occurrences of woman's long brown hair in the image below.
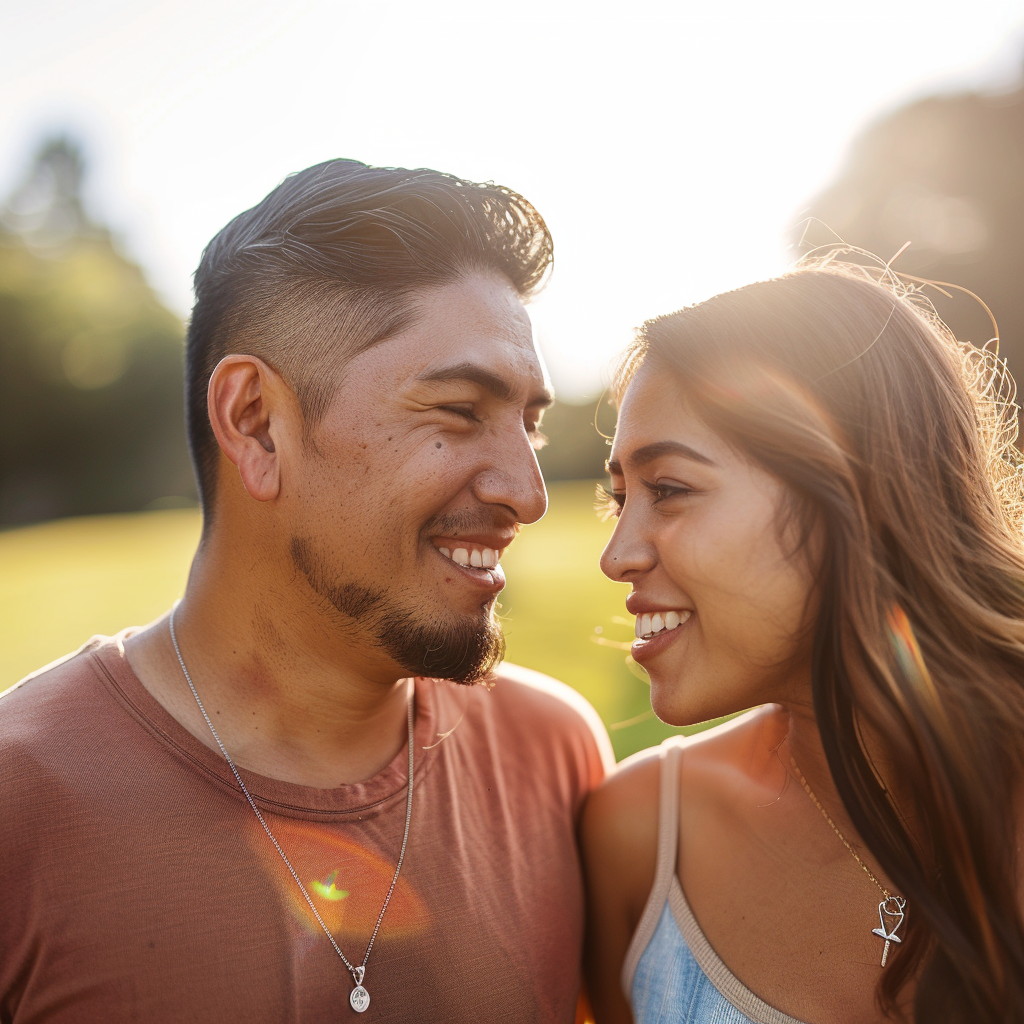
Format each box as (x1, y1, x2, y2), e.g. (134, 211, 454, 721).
(618, 260, 1024, 1021)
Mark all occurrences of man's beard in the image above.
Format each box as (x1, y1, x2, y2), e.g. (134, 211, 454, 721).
(290, 537, 505, 683)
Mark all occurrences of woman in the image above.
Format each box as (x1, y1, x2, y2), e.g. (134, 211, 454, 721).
(582, 261, 1024, 1024)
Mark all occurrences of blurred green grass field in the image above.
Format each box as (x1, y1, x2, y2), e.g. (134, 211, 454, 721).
(0, 480, 692, 760)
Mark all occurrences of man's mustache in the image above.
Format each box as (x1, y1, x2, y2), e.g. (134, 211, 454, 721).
(422, 509, 520, 538)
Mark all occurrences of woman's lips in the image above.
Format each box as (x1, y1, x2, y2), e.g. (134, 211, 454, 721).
(630, 611, 692, 664)
(634, 609, 691, 639)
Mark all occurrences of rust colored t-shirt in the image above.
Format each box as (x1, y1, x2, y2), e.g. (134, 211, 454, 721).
(0, 634, 612, 1023)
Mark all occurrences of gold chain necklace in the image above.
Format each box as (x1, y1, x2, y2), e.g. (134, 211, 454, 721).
(789, 756, 907, 967)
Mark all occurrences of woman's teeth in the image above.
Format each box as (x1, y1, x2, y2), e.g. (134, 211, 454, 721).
(635, 610, 691, 639)
(437, 546, 500, 569)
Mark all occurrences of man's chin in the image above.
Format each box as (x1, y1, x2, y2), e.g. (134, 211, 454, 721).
(380, 612, 505, 685)
(287, 540, 503, 683)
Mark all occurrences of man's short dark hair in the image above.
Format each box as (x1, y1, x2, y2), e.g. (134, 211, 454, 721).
(185, 159, 553, 514)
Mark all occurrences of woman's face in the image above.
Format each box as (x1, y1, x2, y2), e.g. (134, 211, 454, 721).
(600, 360, 819, 726)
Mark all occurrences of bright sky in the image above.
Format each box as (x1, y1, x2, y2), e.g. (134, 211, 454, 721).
(2, 0, 1022, 398)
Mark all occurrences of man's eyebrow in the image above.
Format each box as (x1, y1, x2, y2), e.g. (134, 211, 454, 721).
(416, 362, 553, 407)
(605, 440, 716, 475)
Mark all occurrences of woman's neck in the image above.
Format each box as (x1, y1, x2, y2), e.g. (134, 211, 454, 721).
(782, 701, 921, 849)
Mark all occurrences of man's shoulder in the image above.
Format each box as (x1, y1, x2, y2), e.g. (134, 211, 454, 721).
(0, 635, 116, 749)
(490, 660, 601, 718)
(495, 661, 608, 736)
(0, 636, 127, 852)
(436, 662, 615, 774)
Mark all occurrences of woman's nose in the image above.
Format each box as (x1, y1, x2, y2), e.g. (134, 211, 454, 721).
(600, 506, 654, 582)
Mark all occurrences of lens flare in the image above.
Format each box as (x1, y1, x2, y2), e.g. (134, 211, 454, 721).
(248, 817, 430, 939)
(311, 870, 349, 902)
(887, 604, 941, 708)
(888, 605, 927, 676)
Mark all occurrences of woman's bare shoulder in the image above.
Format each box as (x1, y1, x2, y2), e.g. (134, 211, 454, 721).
(587, 744, 663, 824)
(581, 741, 667, 1009)
(585, 708, 778, 845)
(583, 708, 783, 901)
(585, 741, 663, 868)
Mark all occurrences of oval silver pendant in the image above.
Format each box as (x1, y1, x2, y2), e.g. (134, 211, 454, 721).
(350, 985, 370, 1013)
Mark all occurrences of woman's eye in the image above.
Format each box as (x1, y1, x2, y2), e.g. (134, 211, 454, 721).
(643, 480, 694, 503)
(595, 484, 625, 520)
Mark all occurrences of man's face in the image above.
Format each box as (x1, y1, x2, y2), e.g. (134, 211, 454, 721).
(286, 271, 551, 683)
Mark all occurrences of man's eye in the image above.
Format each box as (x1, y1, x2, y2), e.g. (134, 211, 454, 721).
(439, 405, 480, 422)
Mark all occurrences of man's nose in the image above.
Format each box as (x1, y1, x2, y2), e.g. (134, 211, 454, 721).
(472, 429, 548, 525)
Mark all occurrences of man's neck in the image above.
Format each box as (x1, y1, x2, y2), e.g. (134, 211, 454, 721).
(123, 544, 412, 789)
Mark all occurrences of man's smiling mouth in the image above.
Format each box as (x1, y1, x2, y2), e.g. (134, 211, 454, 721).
(430, 538, 510, 593)
(435, 544, 502, 569)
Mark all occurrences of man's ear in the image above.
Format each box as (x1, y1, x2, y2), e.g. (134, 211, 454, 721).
(207, 355, 296, 502)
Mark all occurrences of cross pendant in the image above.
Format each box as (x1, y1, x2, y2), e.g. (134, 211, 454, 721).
(871, 896, 906, 968)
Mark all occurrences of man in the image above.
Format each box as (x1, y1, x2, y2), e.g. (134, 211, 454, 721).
(0, 160, 613, 1023)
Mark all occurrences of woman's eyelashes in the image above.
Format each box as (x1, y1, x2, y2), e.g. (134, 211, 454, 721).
(528, 428, 549, 451)
(642, 479, 695, 504)
(596, 479, 695, 520)
(595, 484, 625, 520)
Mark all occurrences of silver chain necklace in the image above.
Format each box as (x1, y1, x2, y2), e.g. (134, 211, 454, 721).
(168, 605, 415, 1013)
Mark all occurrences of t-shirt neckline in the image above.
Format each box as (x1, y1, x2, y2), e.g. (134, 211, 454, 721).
(90, 631, 442, 820)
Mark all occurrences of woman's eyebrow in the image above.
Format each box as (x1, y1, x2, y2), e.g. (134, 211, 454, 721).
(606, 440, 716, 475)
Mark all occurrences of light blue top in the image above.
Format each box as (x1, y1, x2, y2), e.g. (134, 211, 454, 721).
(623, 739, 807, 1024)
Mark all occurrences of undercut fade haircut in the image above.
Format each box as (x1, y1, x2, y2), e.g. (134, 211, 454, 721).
(185, 159, 553, 515)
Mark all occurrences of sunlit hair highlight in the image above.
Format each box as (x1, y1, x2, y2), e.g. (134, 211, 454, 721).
(616, 258, 1024, 1021)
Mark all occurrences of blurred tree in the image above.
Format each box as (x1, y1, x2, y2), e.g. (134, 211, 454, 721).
(536, 397, 611, 483)
(0, 137, 195, 525)
(0, 138, 611, 526)
(797, 77, 1024, 388)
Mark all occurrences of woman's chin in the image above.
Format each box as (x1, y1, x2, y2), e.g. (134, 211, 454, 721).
(648, 674, 742, 730)
(648, 684, 709, 729)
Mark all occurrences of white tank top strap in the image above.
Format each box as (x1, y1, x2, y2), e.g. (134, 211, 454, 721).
(621, 736, 686, 998)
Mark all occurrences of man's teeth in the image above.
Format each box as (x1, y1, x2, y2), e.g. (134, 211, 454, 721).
(635, 610, 691, 639)
(437, 546, 499, 569)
